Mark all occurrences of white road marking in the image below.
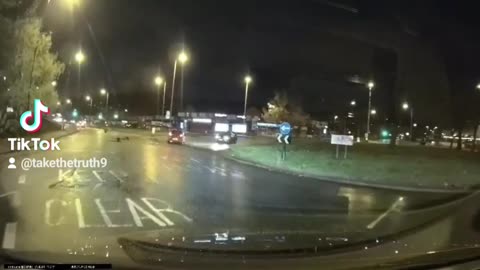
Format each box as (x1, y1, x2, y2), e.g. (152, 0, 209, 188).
(126, 198, 166, 227)
(2, 222, 17, 249)
(94, 199, 132, 228)
(0, 192, 16, 198)
(109, 170, 125, 183)
(367, 197, 404, 229)
(75, 198, 87, 228)
(92, 171, 105, 183)
(190, 158, 200, 163)
(45, 199, 67, 226)
(18, 175, 26, 184)
(141, 198, 174, 226)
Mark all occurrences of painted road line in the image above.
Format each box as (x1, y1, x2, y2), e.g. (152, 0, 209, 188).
(109, 170, 125, 183)
(18, 175, 26, 184)
(190, 158, 200, 164)
(0, 192, 16, 199)
(2, 222, 17, 249)
(366, 197, 404, 229)
(92, 171, 105, 183)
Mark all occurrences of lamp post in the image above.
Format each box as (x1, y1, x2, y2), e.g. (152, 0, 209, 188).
(154, 76, 163, 116)
(170, 51, 188, 116)
(75, 50, 85, 93)
(100, 88, 109, 115)
(366, 81, 374, 141)
(402, 102, 414, 141)
(244, 75, 252, 119)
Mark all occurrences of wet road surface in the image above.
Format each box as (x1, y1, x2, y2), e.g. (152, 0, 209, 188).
(0, 128, 466, 259)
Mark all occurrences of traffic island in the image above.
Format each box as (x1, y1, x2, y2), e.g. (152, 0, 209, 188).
(227, 139, 480, 192)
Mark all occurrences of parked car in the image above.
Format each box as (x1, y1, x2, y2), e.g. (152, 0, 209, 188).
(168, 129, 185, 144)
(215, 132, 237, 144)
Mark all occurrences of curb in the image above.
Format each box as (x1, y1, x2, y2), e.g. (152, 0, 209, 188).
(0, 129, 79, 155)
(224, 153, 474, 194)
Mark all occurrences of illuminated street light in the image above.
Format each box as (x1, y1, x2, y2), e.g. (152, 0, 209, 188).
(114, 113, 119, 119)
(350, 100, 356, 106)
(154, 76, 164, 116)
(366, 80, 375, 140)
(178, 52, 188, 64)
(124, 109, 128, 112)
(402, 102, 414, 141)
(371, 109, 377, 115)
(100, 88, 109, 114)
(477, 83, 480, 90)
(51, 81, 57, 87)
(66, 99, 71, 104)
(75, 50, 85, 64)
(56, 101, 61, 106)
(243, 75, 252, 119)
(171, 51, 189, 114)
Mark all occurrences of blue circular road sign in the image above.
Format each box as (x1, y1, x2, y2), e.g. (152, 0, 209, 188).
(279, 122, 291, 135)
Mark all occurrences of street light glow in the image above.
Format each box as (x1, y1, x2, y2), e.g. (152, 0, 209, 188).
(85, 95, 91, 101)
(75, 50, 85, 64)
(477, 83, 480, 90)
(57, 101, 61, 106)
(371, 109, 377, 115)
(178, 51, 188, 64)
(154, 76, 163, 86)
(51, 81, 57, 87)
(66, 99, 71, 104)
(367, 81, 375, 89)
(245, 75, 252, 84)
(350, 100, 356, 106)
(114, 114, 119, 119)
(402, 102, 409, 110)
(100, 88, 107, 95)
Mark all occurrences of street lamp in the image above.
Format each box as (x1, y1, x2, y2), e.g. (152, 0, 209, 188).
(66, 99, 71, 104)
(366, 80, 374, 141)
(100, 88, 109, 114)
(51, 81, 57, 87)
(243, 75, 252, 119)
(75, 50, 85, 64)
(371, 109, 377, 115)
(56, 101, 61, 106)
(350, 100, 356, 106)
(402, 102, 414, 141)
(85, 95, 93, 114)
(75, 50, 85, 93)
(170, 51, 189, 116)
(154, 76, 165, 116)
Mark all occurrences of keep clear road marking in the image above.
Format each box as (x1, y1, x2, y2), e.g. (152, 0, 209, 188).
(109, 170, 125, 183)
(18, 175, 26, 184)
(2, 222, 17, 249)
(92, 171, 105, 190)
(367, 197, 405, 229)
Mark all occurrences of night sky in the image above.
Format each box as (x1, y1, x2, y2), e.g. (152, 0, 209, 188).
(42, 0, 480, 123)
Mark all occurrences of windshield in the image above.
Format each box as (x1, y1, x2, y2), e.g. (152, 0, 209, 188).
(1, 0, 480, 269)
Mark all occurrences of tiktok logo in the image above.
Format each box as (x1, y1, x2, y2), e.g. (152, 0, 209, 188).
(19, 99, 50, 133)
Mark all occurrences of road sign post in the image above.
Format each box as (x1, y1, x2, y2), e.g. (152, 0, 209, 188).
(331, 134, 354, 159)
(277, 122, 292, 161)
